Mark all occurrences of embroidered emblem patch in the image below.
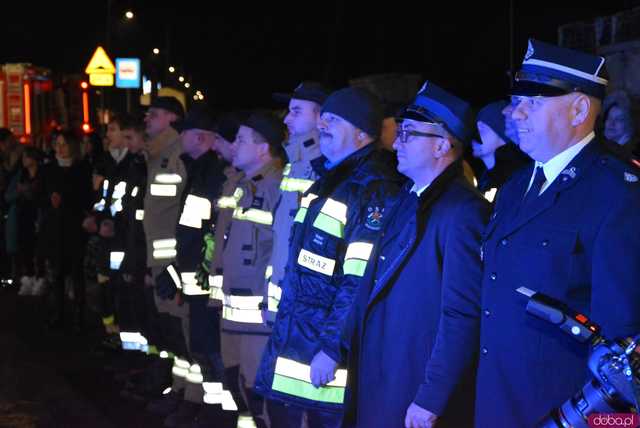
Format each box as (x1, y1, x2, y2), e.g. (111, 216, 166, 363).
(624, 172, 638, 183)
(560, 167, 577, 179)
(365, 206, 384, 231)
(251, 196, 264, 209)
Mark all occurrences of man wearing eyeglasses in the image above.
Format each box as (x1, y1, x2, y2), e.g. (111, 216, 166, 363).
(342, 82, 489, 428)
(475, 39, 640, 428)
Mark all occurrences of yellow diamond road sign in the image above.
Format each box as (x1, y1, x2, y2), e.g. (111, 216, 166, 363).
(85, 46, 116, 74)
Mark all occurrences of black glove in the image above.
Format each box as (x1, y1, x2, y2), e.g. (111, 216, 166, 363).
(155, 263, 180, 300)
(194, 232, 215, 291)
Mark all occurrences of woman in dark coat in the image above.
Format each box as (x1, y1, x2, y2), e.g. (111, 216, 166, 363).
(38, 131, 93, 328)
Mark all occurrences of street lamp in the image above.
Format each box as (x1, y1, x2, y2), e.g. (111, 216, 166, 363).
(178, 76, 185, 82)
(125, 10, 134, 19)
(184, 82, 190, 88)
(153, 48, 160, 55)
(168, 66, 175, 73)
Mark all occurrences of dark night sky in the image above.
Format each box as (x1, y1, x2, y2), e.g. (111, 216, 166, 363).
(2, 1, 639, 111)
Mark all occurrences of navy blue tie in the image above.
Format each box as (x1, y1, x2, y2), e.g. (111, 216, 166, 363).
(522, 166, 547, 208)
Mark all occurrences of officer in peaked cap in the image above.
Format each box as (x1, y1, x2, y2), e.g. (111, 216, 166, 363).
(342, 81, 489, 428)
(475, 39, 640, 428)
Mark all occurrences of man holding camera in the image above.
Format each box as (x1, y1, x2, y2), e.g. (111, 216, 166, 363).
(475, 39, 640, 427)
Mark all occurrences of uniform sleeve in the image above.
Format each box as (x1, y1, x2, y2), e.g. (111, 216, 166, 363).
(413, 196, 489, 415)
(591, 186, 640, 339)
(318, 180, 398, 363)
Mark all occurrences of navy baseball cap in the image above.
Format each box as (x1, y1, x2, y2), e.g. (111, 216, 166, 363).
(321, 87, 384, 137)
(242, 112, 286, 146)
(149, 96, 185, 118)
(173, 106, 215, 133)
(399, 81, 475, 145)
(477, 100, 509, 144)
(512, 39, 608, 99)
(273, 81, 331, 105)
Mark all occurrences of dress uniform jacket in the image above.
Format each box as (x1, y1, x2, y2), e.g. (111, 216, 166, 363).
(118, 152, 147, 275)
(343, 161, 489, 428)
(255, 144, 404, 412)
(264, 131, 321, 323)
(221, 160, 283, 335)
(143, 127, 187, 269)
(475, 138, 640, 428)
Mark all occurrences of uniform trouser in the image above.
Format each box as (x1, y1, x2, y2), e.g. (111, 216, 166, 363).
(151, 265, 191, 391)
(266, 400, 341, 428)
(184, 297, 223, 403)
(116, 272, 147, 333)
(52, 254, 85, 323)
(100, 275, 117, 327)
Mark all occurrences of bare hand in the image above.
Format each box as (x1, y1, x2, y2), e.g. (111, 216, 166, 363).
(405, 402, 438, 428)
(309, 350, 337, 388)
(51, 192, 62, 209)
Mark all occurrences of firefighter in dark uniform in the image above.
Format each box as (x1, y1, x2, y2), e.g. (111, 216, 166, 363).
(475, 39, 640, 428)
(152, 107, 228, 427)
(255, 87, 404, 427)
(343, 82, 489, 428)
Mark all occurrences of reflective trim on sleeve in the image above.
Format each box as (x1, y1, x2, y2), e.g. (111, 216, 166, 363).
(343, 242, 374, 277)
(93, 198, 106, 212)
(102, 179, 109, 198)
(179, 194, 212, 229)
(154, 173, 183, 184)
(271, 357, 347, 404)
(484, 188, 497, 203)
(282, 163, 291, 176)
(265, 265, 273, 280)
(181, 271, 210, 296)
(186, 364, 203, 384)
(312, 198, 347, 238)
(131, 186, 139, 197)
(109, 251, 125, 270)
(166, 264, 182, 288)
(222, 295, 264, 324)
(232, 207, 273, 226)
(267, 282, 281, 313)
(135, 209, 144, 220)
(217, 187, 244, 209)
(297, 248, 335, 276)
(293, 193, 318, 223)
(150, 184, 177, 197)
(208, 275, 224, 301)
(112, 181, 127, 200)
(279, 177, 315, 193)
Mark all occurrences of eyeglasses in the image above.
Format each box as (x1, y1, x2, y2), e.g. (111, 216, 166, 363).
(395, 129, 443, 144)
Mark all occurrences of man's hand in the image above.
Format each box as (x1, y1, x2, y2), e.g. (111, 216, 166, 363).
(405, 402, 438, 428)
(51, 192, 62, 209)
(309, 350, 337, 388)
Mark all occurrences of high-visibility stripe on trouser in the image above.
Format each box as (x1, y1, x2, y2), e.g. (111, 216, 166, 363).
(342, 241, 374, 277)
(208, 275, 224, 301)
(222, 295, 263, 324)
(202, 382, 239, 411)
(153, 239, 177, 260)
(271, 357, 347, 404)
(172, 357, 189, 391)
(237, 414, 258, 428)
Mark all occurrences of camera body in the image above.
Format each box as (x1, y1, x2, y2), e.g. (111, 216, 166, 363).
(516, 287, 640, 428)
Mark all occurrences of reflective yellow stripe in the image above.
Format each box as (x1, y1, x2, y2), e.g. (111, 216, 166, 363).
(343, 242, 374, 277)
(110, 251, 125, 270)
(153, 239, 177, 249)
(166, 264, 182, 288)
(153, 249, 177, 259)
(172, 357, 189, 378)
(297, 248, 335, 276)
(232, 207, 273, 226)
(154, 173, 182, 184)
(279, 177, 315, 193)
(272, 357, 347, 404)
(217, 187, 245, 209)
(131, 186, 139, 197)
(222, 295, 263, 324)
(265, 265, 273, 279)
(268, 282, 281, 312)
(102, 315, 115, 326)
(283, 163, 292, 176)
(154, 239, 177, 260)
(150, 184, 177, 196)
(181, 272, 210, 296)
(312, 198, 347, 238)
(112, 181, 127, 199)
(237, 415, 258, 428)
(102, 179, 109, 197)
(109, 198, 123, 216)
(294, 193, 318, 223)
(135, 209, 144, 220)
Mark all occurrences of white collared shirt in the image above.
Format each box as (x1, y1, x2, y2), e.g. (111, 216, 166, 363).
(526, 131, 595, 195)
(410, 183, 429, 197)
